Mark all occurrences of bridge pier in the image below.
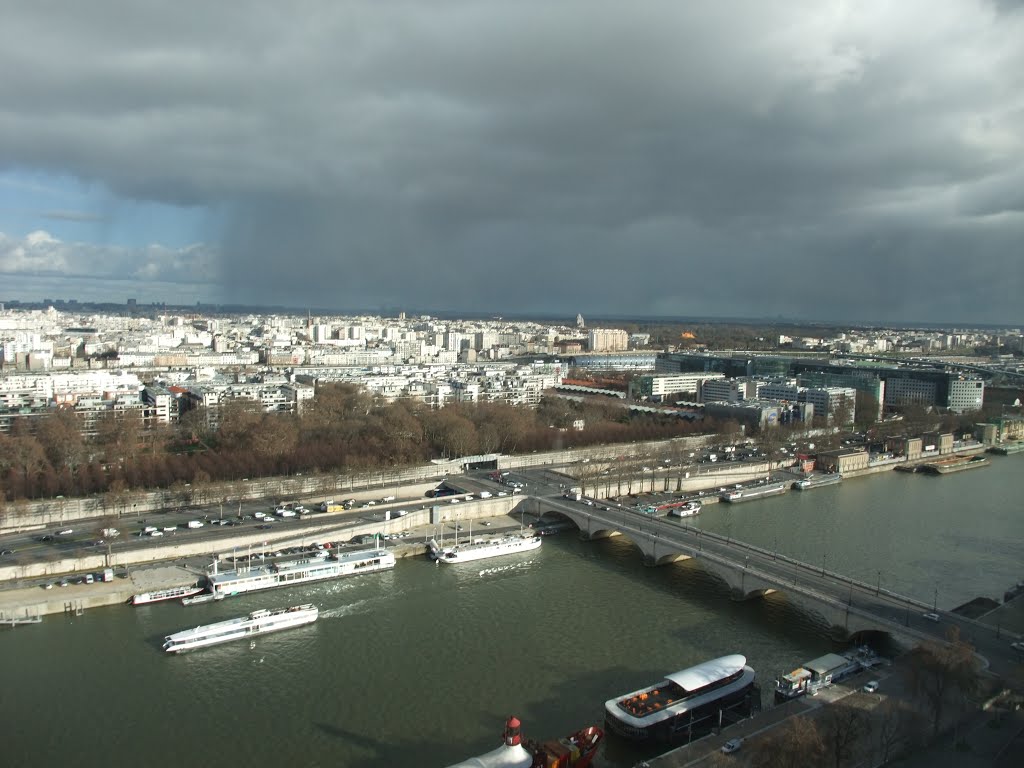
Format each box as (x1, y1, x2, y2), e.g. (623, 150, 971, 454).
(542, 500, 924, 648)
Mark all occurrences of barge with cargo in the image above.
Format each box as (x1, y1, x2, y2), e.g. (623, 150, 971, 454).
(719, 481, 787, 503)
(792, 473, 842, 490)
(919, 456, 989, 474)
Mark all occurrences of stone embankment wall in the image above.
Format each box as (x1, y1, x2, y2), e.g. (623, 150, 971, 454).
(0, 435, 712, 534)
(0, 497, 518, 583)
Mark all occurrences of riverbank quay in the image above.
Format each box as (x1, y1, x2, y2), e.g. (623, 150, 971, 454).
(0, 514, 530, 620)
(0, 564, 200, 619)
(638, 656, 1023, 768)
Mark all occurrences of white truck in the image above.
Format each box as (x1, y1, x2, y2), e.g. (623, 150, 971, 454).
(186, 520, 204, 529)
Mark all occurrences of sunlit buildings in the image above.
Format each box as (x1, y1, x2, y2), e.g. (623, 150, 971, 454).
(587, 328, 629, 352)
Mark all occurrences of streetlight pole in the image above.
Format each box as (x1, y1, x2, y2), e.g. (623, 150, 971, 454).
(821, 553, 827, 576)
(933, 588, 938, 612)
(876, 569, 881, 596)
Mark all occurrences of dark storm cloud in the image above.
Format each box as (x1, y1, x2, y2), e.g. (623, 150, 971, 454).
(0, 1, 1021, 322)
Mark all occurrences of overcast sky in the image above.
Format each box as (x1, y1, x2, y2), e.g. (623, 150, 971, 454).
(1, 1, 1022, 324)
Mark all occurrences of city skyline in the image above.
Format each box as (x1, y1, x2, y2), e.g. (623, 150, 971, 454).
(1, 2, 1022, 324)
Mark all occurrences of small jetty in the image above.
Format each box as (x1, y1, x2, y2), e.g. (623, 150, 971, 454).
(1, 610, 42, 627)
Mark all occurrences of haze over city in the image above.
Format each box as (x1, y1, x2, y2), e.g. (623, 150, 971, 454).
(1, 1, 1022, 323)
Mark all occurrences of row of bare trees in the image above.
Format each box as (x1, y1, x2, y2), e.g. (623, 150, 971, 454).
(740, 628, 982, 768)
(0, 384, 703, 502)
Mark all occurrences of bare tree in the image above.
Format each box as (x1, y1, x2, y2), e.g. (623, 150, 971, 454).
(909, 626, 981, 738)
(820, 704, 871, 768)
(874, 699, 927, 764)
(102, 477, 133, 518)
(749, 718, 825, 768)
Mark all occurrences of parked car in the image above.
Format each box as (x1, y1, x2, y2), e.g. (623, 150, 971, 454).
(721, 738, 743, 754)
(922, 612, 940, 622)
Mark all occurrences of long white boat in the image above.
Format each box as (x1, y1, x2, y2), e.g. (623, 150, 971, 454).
(435, 533, 541, 564)
(131, 585, 204, 605)
(206, 548, 395, 598)
(162, 603, 318, 653)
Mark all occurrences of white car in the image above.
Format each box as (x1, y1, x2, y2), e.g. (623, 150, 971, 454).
(721, 738, 743, 754)
(922, 612, 940, 622)
(862, 681, 879, 693)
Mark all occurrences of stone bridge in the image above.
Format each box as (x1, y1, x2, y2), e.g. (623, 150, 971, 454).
(535, 497, 950, 646)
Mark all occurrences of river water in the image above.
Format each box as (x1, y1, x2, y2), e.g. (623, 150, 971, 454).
(2, 457, 1021, 768)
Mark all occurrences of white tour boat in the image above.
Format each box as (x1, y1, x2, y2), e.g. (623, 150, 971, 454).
(667, 500, 702, 517)
(162, 603, 318, 653)
(206, 548, 395, 597)
(131, 585, 204, 605)
(436, 533, 541, 564)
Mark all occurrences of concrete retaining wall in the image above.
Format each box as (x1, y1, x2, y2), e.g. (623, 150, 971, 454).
(0, 497, 520, 582)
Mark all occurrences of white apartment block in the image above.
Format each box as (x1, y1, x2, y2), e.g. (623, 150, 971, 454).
(759, 381, 856, 424)
(700, 377, 761, 404)
(947, 378, 985, 412)
(588, 328, 629, 352)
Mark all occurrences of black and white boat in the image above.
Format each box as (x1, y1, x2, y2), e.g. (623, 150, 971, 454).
(604, 654, 756, 743)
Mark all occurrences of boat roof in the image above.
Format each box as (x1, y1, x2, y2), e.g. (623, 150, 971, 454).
(804, 653, 851, 674)
(666, 654, 746, 691)
(335, 547, 390, 563)
(209, 549, 390, 586)
(781, 667, 813, 683)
